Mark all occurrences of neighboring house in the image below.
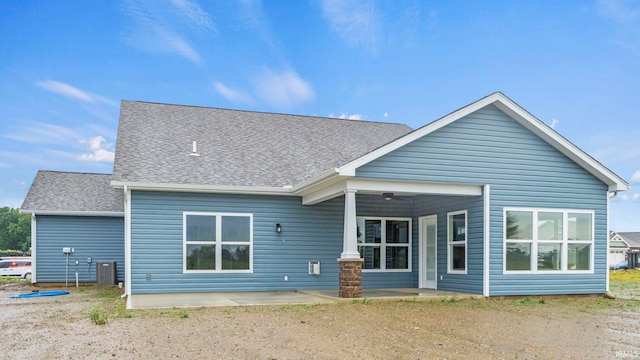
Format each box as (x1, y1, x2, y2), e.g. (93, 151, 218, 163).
(609, 231, 640, 265)
(21, 92, 629, 308)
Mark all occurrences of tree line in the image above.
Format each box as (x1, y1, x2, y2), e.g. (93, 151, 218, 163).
(0, 207, 31, 253)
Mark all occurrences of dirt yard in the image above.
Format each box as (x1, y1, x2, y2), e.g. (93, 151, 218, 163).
(1, 280, 640, 360)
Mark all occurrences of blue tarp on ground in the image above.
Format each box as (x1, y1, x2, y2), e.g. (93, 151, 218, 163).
(10, 290, 69, 298)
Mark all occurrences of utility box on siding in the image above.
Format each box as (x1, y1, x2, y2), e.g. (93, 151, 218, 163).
(96, 261, 117, 285)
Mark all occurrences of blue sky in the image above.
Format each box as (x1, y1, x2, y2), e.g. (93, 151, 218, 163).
(1, 0, 638, 230)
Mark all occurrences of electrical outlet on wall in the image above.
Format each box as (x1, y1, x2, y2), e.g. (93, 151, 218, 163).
(87, 257, 92, 264)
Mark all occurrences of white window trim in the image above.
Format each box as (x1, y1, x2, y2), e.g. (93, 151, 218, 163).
(503, 207, 594, 275)
(447, 210, 468, 275)
(357, 216, 412, 273)
(183, 211, 253, 274)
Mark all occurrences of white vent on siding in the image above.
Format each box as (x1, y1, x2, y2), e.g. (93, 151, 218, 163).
(190, 140, 200, 157)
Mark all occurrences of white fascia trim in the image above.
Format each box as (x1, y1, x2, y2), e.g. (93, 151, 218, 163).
(337, 92, 629, 192)
(491, 98, 629, 192)
(301, 178, 482, 205)
(302, 180, 349, 205)
(20, 210, 124, 217)
(291, 168, 341, 193)
(110, 181, 294, 196)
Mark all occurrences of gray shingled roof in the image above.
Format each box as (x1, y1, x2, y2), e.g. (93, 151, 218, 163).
(112, 101, 413, 187)
(617, 232, 640, 248)
(21, 171, 123, 213)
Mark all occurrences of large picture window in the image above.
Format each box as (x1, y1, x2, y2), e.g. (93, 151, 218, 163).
(504, 208, 593, 273)
(357, 217, 411, 271)
(447, 210, 467, 273)
(184, 212, 252, 273)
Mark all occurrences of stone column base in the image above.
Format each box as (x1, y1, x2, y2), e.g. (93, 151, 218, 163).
(337, 258, 364, 298)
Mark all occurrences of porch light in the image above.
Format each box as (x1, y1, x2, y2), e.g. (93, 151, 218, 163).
(275, 223, 282, 233)
(383, 193, 394, 201)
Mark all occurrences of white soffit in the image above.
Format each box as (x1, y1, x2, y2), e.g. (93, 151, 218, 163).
(301, 179, 482, 205)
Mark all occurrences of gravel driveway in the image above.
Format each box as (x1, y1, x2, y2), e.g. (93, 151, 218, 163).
(2, 282, 640, 359)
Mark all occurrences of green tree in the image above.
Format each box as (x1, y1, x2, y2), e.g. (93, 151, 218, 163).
(0, 207, 31, 252)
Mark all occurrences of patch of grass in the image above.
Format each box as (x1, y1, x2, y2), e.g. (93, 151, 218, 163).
(437, 297, 490, 309)
(508, 297, 541, 306)
(441, 296, 459, 304)
(610, 269, 640, 283)
(177, 310, 189, 318)
(351, 297, 372, 305)
(0, 276, 22, 283)
(96, 287, 121, 299)
(89, 308, 108, 325)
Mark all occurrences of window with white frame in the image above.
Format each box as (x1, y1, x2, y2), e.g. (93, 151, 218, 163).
(448, 210, 467, 273)
(184, 212, 252, 272)
(356, 217, 411, 271)
(504, 209, 593, 273)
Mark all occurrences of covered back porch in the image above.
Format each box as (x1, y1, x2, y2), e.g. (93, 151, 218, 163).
(299, 178, 489, 298)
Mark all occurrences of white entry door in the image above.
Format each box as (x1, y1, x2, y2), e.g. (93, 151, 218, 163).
(419, 215, 437, 289)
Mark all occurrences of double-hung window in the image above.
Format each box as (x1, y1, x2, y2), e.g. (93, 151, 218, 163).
(183, 212, 253, 273)
(504, 208, 593, 273)
(357, 217, 411, 271)
(447, 210, 467, 273)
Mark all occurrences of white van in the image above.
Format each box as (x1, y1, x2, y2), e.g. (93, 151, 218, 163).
(0, 258, 32, 280)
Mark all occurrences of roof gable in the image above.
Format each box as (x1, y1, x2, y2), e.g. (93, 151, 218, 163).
(616, 232, 640, 248)
(112, 101, 412, 188)
(338, 92, 629, 192)
(21, 171, 123, 215)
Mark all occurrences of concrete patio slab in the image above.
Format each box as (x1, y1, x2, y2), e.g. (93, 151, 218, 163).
(127, 288, 479, 309)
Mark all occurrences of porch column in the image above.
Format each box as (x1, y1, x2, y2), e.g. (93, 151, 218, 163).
(341, 189, 359, 259)
(338, 189, 363, 298)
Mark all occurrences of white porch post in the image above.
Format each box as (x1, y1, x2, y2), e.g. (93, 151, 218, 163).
(341, 189, 360, 259)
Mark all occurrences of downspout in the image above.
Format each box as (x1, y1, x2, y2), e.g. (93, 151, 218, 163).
(121, 185, 130, 300)
(31, 213, 36, 284)
(606, 191, 617, 292)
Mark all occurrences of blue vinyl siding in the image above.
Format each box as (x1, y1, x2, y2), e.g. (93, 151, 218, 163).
(131, 192, 424, 293)
(130, 191, 345, 294)
(413, 195, 485, 294)
(35, 216, 124, 283)
(357, 104, 609, 296)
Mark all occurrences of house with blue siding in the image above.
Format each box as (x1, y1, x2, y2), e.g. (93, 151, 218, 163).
(22, 92, 629, 307)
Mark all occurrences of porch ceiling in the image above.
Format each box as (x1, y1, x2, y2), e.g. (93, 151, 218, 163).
(300, 178, 482, 205)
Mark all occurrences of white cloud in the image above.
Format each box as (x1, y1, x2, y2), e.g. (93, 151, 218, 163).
(334, 112, 363, 120)
(170, 0, 215, 32)
(597, 0, 639, 26)
(634, 193, 640, 201)
(5, 121, 82, 145)
(596, 0, 640, 50)
(37, 80, 117, 106)
(122, 0, 214, 64)
(213, 82, 252, 103)
(253, 68, 314, 109)
(631, 170, 640, 184)
(320, 0, 379, 53)
(13, 180, 26, 189)
(621, 194, 630, 201)
(78, 136, 115, 162)
(158, 29, 202, 63)
(383, 112, 388, 117)
(4, 122, 115, 164)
